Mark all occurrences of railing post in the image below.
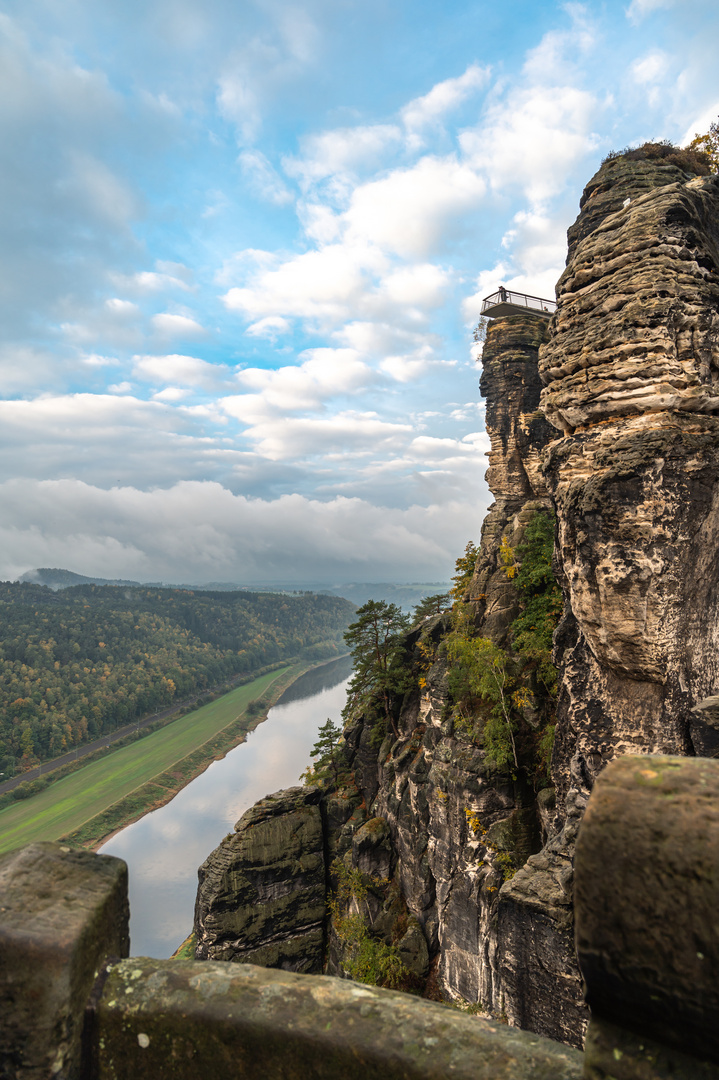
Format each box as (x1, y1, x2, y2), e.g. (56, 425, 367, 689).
(0, 842, 129, 1080)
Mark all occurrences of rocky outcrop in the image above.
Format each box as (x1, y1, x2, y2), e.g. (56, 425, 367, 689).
(194, 786, 327, 971)
(468, 312, 554, 636)
(496, 149, 719, 1046)
(540, 156, 719, 814)
(193, 147, 719, 1055)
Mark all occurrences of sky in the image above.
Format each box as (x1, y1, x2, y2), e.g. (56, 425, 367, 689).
(0, 0, 717, 585)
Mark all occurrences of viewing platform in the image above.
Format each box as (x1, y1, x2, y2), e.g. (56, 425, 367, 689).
(482, 288, 556, 319)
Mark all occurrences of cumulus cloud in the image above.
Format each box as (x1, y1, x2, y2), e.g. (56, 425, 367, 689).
(401, 63, 490, 136)
(133, 354, 229, 387)
(151, 312, 207, 339)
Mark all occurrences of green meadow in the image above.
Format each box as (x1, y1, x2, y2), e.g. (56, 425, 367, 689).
(0, 665, 295, 854)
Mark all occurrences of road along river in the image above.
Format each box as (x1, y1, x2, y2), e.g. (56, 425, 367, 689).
(100, 655, 353, 958)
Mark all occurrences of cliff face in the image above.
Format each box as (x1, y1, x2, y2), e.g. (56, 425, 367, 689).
(193, 150, 719, 1052)
(540, 160, 719, 818)
(496, 152, 719, 1047)
(468, 313, 554, 636)
(194, 787, 327, 971)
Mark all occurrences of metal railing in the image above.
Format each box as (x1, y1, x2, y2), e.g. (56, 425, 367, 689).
(481, 289, 556, 316)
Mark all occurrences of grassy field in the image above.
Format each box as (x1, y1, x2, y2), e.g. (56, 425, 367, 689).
(0, 665, 297, 854)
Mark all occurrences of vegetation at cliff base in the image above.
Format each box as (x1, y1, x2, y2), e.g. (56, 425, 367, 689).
(329, 860, 418, 992)
(0, 582, 354, 776)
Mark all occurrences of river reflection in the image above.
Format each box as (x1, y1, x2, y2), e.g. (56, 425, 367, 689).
(100, 655, 353, 958)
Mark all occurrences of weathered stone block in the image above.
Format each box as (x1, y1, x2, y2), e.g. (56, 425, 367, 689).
(575, 755, 719, 1066)
(93, 958, 584, 1080)
(0, 842, 129, 1080)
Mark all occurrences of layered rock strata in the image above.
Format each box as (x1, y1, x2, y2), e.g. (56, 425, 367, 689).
(194, 149, 719, 1055)
(540, 160, 719, 817)
(496, 151, 719, 1047)
(194, 786, 327, 971)
(467, 313, 554, 636)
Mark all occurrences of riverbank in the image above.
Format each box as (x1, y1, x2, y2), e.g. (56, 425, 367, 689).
(76, 664, 304, 851)
(0, 657, 309, 800)
(0, 657, 346, 855)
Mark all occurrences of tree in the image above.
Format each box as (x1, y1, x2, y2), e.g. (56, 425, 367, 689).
(688, 117, 719, 171)
(450, 541, 479, 600)
(343, 601, 410, 737)
(307, 718, 344, 784)
(411, 593, 451, 623)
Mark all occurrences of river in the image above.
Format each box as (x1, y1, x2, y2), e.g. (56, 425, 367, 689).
(99, 655, 353, 958)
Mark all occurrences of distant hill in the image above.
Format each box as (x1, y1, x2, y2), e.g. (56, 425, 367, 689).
(18, 568, 160, 590)
(0, 581, 354, 773)
(16, 570, 450, 612)
(319, 582, 451, 612)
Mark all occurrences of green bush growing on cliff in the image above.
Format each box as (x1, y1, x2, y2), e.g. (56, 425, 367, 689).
(300, 717, 344, 785)
(444, 511, 562, 779)
(329, 860, 414, 991)
(445, 611, 519, 771)
(508, 511, 563, 696)
(450, 541, 479, 600)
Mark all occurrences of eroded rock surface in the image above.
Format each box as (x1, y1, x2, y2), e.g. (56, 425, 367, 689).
(498, 151, 719, 1047)
(193, 149, 719, 1055)
(540, 159, 719, 814)
(468, 312, 554, 636)
(194, 786, 327, 971)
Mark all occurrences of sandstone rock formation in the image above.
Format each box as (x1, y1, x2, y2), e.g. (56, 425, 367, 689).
(194, 147, 719, 1054)
(194, 786, 327, 971)
(497, 148, 719, 1046)
(468, 312, 554, 635)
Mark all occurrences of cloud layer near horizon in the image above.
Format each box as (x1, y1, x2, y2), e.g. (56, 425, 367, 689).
(0, 0, 717, 583)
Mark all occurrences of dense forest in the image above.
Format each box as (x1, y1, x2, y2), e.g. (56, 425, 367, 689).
(0, 582, 354, 773)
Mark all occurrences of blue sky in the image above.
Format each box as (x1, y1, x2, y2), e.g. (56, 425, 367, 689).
(0, 0, 717, 584)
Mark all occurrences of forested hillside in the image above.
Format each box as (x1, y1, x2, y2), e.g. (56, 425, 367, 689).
(0, 582, 354, 772)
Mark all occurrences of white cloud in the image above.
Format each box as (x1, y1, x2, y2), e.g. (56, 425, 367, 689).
(627, 0, 675, 23)
(380, 263, 450, 307)
(284, 125, 402, 188)
(223, 243, 384, 325)
(343, 155, 486, 258)
(380, 348, 452, 384)
(461, 85, 600, 203)
(631, 50, 670, 84)
(681, 101, 719, 145)
(218, 408, 412, 462)
(0, 478, 488, 584)
(228, 349, 374, 415)
(151, 312, 207, 339)
(238, 149, 294, 205)
(133, 354, 227, 387)
(106, 298, 139, 315)
(110, 266, 193, 294)
(108, 381, 133, 394)
(245, 315, 291, 340)
(216, 72, 260, 143)
(153, 386, 191, 402)
(401, 64, 490, 134)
